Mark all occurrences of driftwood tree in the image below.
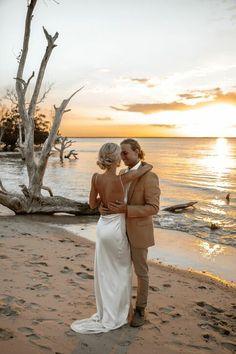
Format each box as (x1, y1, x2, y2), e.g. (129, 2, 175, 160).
(54, 136, 77, 163)
(0, 0, 96, 215)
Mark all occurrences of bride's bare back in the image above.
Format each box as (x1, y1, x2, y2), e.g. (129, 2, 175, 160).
(89, 163, 152, 209)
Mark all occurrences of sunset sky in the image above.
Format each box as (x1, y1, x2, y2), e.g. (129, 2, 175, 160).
(0, 0, 236, 137)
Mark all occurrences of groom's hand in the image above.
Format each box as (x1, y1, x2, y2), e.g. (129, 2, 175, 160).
(99, 203, 111, 215)
(108, 201, 127, 213)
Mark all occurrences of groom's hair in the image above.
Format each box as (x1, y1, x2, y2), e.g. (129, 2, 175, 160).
(120, 138, 145, 160)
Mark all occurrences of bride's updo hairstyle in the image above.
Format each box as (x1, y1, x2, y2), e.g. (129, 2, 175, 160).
(97, 143, 121, 170)
(120, 138, 145, 160)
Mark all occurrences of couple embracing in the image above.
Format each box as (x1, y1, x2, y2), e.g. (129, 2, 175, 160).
(71, 138, 160, 334)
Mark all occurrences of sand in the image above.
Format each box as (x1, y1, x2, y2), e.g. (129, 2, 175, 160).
(0, 214, 236, 354)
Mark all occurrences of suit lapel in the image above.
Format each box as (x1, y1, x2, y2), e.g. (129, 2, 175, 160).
(127, 163, 143, 203)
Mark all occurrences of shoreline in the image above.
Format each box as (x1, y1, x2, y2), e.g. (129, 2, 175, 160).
(0, 214, 236, 354)
(48, 217, 236, 286)
(1, 204, 235, 286)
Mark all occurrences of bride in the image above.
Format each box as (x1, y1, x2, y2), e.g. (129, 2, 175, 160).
(71, 142, 152, 334)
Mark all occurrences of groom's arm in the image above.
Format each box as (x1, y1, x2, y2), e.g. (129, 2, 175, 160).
(126, 173, 160, 217)
(108, 172, 160, 216)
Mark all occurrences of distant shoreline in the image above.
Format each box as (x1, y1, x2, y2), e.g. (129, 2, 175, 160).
(62, 136, 236, 139)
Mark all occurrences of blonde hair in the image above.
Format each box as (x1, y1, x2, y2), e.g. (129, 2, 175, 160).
(120, 138, 145, 160)
(97, 143, 121, 170)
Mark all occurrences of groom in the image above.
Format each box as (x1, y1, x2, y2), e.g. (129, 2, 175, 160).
(109, 138, 160, 327)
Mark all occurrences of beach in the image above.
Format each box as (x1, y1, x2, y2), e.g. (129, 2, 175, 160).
(0, 211, 235, 354)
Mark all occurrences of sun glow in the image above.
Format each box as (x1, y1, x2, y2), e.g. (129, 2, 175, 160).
(181, 104, 236, 137)
(199, 241, 225, 259)
(200, 138, 234, 190)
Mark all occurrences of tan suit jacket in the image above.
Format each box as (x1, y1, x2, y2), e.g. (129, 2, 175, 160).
(126, 166, 160, 248)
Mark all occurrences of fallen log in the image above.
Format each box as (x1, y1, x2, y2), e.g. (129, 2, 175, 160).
(163, 201, 197, 212)
(0, 189, 98, 216)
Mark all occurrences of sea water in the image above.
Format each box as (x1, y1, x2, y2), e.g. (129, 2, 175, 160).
(0, 137, 235, 247)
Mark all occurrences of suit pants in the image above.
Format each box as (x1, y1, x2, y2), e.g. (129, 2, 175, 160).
(130, 246, 148, 309)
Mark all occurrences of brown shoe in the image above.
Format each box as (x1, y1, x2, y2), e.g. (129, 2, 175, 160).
(130, 307, 146, 327)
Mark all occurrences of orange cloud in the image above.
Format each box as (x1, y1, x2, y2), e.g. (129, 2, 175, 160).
(149, 124, 177, 128)
(130, 78, 156, 88)
(111, 102, 197, 114)
(111, 88, 236, 114)
(96, 116, 112, 121)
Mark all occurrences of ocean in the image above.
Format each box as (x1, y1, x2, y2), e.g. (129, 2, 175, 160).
(1, 137, 235, 248)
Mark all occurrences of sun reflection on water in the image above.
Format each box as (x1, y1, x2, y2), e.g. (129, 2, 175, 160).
(199, 241, 225, 259)
(201, 138, 232, 176)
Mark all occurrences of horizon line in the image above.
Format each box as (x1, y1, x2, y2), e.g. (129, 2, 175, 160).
(67, 136, 236, 139)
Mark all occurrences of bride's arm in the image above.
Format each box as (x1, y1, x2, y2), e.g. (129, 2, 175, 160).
(120, 163, 153, 185)
(89, 173, 101, 209)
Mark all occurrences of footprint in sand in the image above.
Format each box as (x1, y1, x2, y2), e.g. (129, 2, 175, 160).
(171, 312, 182, 318)
(74, 251, 88, 257)
(0, 303, 21, 317)
(222, 342, 236, 352)
(30, 341, 52, 352)
(76, 271, 94, 279)
(196, 301, 224, 313)
(18, 327, 36, 336)
(149, 310, 159, 317)
(58, 239, 74, 244)
(208, 324, 230, 336)
(54, 294, 65, 300)
(159, 305, 175, 314)
(27, 302, 41, 310)
(67, 278, 87, 290)
(149, 285, 159, 292)
(162, 283, 171, 288)
(202, 333, 216, 342)
(36, 270, 53, 280)
(0, 328, 14, 340)
(26, 283, 49, 291)
(0, 255, 8, 259)
(60, 266, 72, 274)
(81, 264, 93, 271)
(32, 261, 48, 267)
(195, 301, 235, 343)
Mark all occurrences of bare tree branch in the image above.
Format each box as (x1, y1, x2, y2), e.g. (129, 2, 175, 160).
(16, 0, 37, 130)
(0, 179, 7, 193)
(28, 28, 59, 118)
(36, 83, 53, 104)
(41, 185, 53, 196)
(25, 71, 35, 93)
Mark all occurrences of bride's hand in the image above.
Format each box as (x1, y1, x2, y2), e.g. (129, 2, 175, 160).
(143, 163, 153, 171)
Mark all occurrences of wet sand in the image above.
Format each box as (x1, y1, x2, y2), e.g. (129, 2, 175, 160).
(0, 213, 236, 354)
(59, 221, 236, 284)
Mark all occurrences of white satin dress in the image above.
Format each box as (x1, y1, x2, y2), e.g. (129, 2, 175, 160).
(71, 212, 132, 334)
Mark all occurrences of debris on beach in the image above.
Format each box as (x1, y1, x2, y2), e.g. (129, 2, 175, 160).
(210, 223, 220, 230)
(163, 201, 197, 212)
(226, 193, 230, 203)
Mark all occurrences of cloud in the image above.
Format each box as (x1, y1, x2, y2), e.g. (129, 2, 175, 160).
(130, 78, 156, 88)
(111, 102, 201, 114)
(111, 88, 236, 114)
(149, 124, 177, 128)
(131, 78, 149, 84)
(96, 116, 112, 121)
